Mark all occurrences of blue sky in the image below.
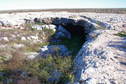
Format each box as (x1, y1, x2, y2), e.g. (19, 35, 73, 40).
(0, 0, 126, 10)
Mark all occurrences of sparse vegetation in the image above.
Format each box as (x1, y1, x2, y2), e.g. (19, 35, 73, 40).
(35, 22, 45, 25)
(0, 20, 86, 84)
(0, 50, 74, 84)
(0, 29, 84, 84)
(24, 42, 49, 52)
(23, 54, 74, 84)
(0, 49, 26, 82)
(115, 31, 126, 37)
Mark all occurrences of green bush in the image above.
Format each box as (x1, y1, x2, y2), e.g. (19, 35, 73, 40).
(35, 22, 45, 25)
(23, 54, 74, 84)
(115, 31, 126, 37)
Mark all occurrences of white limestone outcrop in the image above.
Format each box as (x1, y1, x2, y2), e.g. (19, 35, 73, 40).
(74, 30, 126, 84)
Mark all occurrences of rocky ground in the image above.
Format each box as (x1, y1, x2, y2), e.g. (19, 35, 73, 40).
(0, 12, 126, 84)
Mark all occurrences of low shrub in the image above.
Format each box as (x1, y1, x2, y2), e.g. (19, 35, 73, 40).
(0, 50, 26, 71)
(23, 55, 74, 84)
(115, 31, 126, 37)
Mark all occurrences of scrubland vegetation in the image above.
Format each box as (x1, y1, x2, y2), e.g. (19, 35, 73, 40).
(115, 31, 126, 37)
(0, 22, 85, 84)
(0, 51, 74, 84)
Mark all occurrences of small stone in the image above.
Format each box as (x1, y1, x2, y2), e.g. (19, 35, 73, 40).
(30, 36, 38, 40)
(26, 52, 39, 60)
(3, 37, 9, 41)
(55, 25, 71, 39)
(13, 44, 24, 48)
(21, 37, 26, 41)
(32, 25, 42, 30)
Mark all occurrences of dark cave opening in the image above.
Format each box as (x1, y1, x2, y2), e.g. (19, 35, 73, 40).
(62, 23, 85, 37)
(61, 23, 87, 46)
(51, 22, 87, 57)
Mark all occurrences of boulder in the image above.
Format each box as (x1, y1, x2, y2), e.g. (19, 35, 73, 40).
(55, 25, 71, 39)
(3, 21, 12, 27)
(32, 24, 56, 32)
(39, 45, 70, 57)
(21, 37, 26, 41)
(100, 22, 112, 29)
(32, 25, 42, 30)
(26, 52, 39, 60)
(41, 24, 56, 32)
(0, 21, 4, 26)
(2, 37, 9, 41)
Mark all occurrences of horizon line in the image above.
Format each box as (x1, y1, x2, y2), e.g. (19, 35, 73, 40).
(0, 8, 126, 11)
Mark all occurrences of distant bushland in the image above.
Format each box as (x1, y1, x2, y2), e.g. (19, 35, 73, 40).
(0, 8, 126, 14)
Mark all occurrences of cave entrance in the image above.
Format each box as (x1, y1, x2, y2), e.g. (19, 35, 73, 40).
(58, 23, 87, 57)
(62, 23, 85, 37)
(62, 23, 86, 43)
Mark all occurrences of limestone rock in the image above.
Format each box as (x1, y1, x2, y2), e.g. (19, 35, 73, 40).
(21, 37, 26, 41)
(74, 30, 126, 84)
(1, 37, 9, 41)
(39, 45, 70, 57)
(55, 25, 71, 39)
(32, 24, 56, 32)
(32, 25, 42, 30)
(0, 21, 4, 26)
(26, 52, 39, 60)
(13, 44, 25, 48)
